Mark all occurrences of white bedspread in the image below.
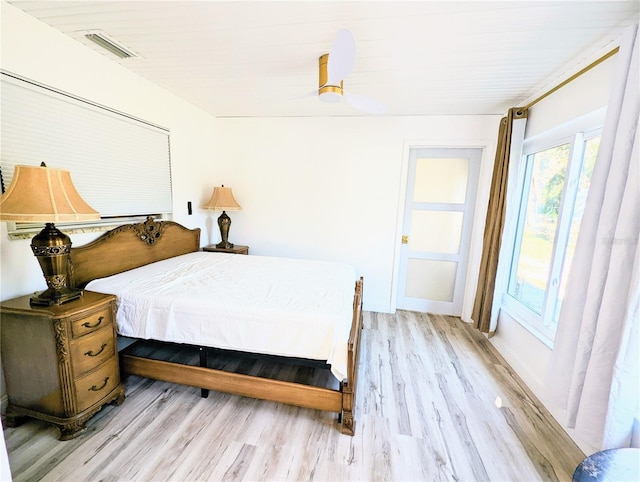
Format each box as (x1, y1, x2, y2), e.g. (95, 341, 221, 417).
(86, 251, 358, 381)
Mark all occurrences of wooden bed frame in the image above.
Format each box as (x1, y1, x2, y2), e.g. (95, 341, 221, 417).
(69, 217, 364, 435)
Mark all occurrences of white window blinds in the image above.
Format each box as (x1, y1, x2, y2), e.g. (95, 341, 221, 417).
(1, 72, 172, 221)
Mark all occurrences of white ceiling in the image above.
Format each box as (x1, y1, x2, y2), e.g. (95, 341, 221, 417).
(8, 1, 640, 117)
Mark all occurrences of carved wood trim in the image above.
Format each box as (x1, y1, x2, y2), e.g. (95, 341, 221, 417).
(53, 319, 68, 363)
(54, 319, 77, 417)
(133, 217, 166, 245)
(98, 217, 169, 244)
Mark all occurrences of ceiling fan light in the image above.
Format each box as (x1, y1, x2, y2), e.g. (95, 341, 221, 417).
(319, 90, 342, 103)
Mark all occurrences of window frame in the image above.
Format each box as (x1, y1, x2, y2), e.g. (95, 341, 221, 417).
(501, 108, 605, 346)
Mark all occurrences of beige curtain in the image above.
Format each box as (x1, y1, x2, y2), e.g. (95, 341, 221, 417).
(472, 107, 527, 334)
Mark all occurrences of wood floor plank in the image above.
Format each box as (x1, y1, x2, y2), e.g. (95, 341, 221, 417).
(2, 311, 585, 481)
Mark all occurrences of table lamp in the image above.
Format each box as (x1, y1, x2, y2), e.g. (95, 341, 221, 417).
(202, 185, 241, 249)
(0, 163, 100, 305)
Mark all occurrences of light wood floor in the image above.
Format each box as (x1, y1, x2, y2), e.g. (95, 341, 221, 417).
(3, 311, 584, 481)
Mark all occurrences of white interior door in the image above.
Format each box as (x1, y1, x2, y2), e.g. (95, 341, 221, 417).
(397, 148, 481, 315)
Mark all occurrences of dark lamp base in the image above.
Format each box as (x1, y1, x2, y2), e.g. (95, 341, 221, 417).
(215, 240, 235, 249)
(29, 222, 81, 306)
(216, 211, 235, 250)
(30, 287, 83, 306)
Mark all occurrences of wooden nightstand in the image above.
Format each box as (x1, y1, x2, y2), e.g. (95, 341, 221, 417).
(202, 244, 249, 255)
(0, 290, 125, 440)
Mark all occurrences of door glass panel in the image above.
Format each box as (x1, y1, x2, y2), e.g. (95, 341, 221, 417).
(414, 157, 469, 203)
(399, 147, 481, 314)
(409, 210, 464, 254)
(406, 259, 457, 301)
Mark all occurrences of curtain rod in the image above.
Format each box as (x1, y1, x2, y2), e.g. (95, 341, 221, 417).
(523, 47, 620, 110)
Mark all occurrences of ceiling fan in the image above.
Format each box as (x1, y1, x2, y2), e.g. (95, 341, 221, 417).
(312, 28, 387, 115)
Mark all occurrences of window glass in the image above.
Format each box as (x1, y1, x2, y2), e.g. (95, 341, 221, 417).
(553, 136, 599, 322)
(505, 125, 601, 343)
(509, 144, 570, 314)
(503, 107, 604, 344)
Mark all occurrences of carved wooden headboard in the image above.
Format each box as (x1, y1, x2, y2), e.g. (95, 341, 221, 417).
(70, 217, 201, 288)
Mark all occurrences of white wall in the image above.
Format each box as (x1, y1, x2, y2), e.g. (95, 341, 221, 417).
(0, 2, 219, 303)
(489, 53, 616, 455)
(214, 116, 500, 313)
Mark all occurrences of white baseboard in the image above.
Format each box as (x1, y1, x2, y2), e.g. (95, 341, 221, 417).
(363, 303, 394, 314)
(489, 336, 545, 396)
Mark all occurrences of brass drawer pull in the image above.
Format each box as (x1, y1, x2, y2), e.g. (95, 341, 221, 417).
(89, 377, 109, 392)
(82, 316, 104, 329)
(85, 343, 107, 357)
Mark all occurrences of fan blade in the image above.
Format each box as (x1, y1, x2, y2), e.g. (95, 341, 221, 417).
(344, 91, 388, 115)
(293, 89, 319, 100)
(327, 28, 356, 85)
(281, 88, 319, 104)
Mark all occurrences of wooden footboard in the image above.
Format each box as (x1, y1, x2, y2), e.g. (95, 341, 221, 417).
(340, 276, 364, 435)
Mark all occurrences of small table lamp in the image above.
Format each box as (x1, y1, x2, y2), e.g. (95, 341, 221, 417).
(0, 163, 100, 306)
(203, 185, 241, 249)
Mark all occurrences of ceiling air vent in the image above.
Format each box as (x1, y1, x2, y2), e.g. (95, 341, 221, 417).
(85, 31, 137, 59)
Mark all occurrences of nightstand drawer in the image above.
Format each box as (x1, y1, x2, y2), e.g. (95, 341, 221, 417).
(71, 307, 112, 338)
(75, 357, 119, 412)
(70, 326, 116, 377)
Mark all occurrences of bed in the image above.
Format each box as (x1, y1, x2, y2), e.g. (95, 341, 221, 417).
(69, 217, 364, 435)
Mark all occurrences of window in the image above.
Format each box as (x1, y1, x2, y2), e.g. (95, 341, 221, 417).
(503, 116, 602, 343)
(0, 72, 173, 236)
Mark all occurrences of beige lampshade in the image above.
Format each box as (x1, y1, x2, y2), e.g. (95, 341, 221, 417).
(0, 163, 100, 222)
(203, 185, 241, 211)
